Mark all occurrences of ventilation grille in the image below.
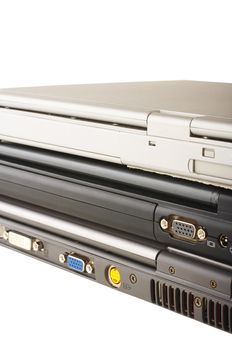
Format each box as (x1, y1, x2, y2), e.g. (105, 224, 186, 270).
(150, 280, 232, 333)
(150, 279, 194, 317)
(202, 298, 232, 332)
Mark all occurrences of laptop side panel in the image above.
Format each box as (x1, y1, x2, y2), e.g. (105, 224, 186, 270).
(0, 217, 231, 333)
(0, 170, 156, 241)
(0, 107, 231, 188)
(0, 143, 219, 210)
(0, 165, 231, 265)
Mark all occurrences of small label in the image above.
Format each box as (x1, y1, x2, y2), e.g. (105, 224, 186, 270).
(207, 240, 216, 248)
(122, 283, 132, 291)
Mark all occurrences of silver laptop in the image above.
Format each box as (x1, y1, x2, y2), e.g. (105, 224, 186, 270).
(0, 81, 231, 188)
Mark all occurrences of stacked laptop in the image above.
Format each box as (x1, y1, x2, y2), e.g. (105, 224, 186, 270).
(0, 81, 231, 332)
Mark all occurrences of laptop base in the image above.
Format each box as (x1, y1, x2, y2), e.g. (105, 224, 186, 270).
(0, 217, 231, 333)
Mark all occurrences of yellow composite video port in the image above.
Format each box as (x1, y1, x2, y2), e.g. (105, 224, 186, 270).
(108, 266, 121, 287)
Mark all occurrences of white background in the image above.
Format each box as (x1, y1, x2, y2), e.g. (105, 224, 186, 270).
(0, 0, 231, 349)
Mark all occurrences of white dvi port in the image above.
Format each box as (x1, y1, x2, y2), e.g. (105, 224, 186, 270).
(5, 231, 33, 250)
(0, 227, 44, 252)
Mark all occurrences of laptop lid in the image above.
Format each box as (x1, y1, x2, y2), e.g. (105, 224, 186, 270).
(0, 81, 231, 131)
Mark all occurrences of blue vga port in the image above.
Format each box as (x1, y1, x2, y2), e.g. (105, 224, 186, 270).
(67, 254, 85, 272)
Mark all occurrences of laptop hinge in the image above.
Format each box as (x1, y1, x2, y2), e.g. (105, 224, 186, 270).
(190, 116, 232, 141)
(147, 110, 201, 140)
(147, 111, 232, 143)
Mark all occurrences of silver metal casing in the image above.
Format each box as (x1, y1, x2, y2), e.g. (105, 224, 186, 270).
(0, 81, 231, 188)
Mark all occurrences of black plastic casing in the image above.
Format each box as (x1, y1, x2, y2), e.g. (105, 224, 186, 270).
(0, 217, 232, 333)
(0, 143, 231, 265)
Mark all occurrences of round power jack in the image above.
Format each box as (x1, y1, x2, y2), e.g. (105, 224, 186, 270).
(219, 234, 229, 248)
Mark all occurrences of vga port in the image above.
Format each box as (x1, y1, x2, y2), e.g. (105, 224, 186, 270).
(172, 220, 196, 239)
(67, 254, 85, 272)
(160, 216, 207, 242)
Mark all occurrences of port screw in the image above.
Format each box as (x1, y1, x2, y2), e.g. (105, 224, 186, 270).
(168, 266, 175, 274)
(0, 225, 7, 239)
(210, 280, 217, 289)
(59, 253, 66, 264)
(196, 228, 207, 241)
(32, 239, 44, 252)
(2, 230, 9, 241)
(160, 218, 168, 230)
(86, 262, 94, 274)
(129, 274, 137, 284)
(194, 297, 202, 308)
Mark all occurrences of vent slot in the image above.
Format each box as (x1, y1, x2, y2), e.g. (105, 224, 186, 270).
(169, 286, 175, 311)
(216, 303, 222, 329)
(150, 279, 156, 304)
(209, 300, 215, 325)
(202, 298, 231, 332)
(223, 305, 229, 332)
(202, 297, 208, 324)
(175, 288, 181, 313)
(150, 280, 194, 317)
(189, 293, 194, 318)
(182, 291, 188, 316)
(151, 280, 232, 333)
(156, 281, 162, 306)
(163, 284, 168, 308)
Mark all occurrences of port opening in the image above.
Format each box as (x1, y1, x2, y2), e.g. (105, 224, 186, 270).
(67, 254, 85, 272)
(218, 234, 229, 248)
(160, 215, 207, 243)
(107, 265, 121, 288)
(59, 252, 91, 274)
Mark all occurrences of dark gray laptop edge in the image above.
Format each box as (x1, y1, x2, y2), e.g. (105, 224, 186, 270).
(0, 143, 231, 265)
(0, 216, 231, 333)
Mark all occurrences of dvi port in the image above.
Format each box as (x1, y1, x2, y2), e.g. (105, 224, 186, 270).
(160, 216, 207, 242)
